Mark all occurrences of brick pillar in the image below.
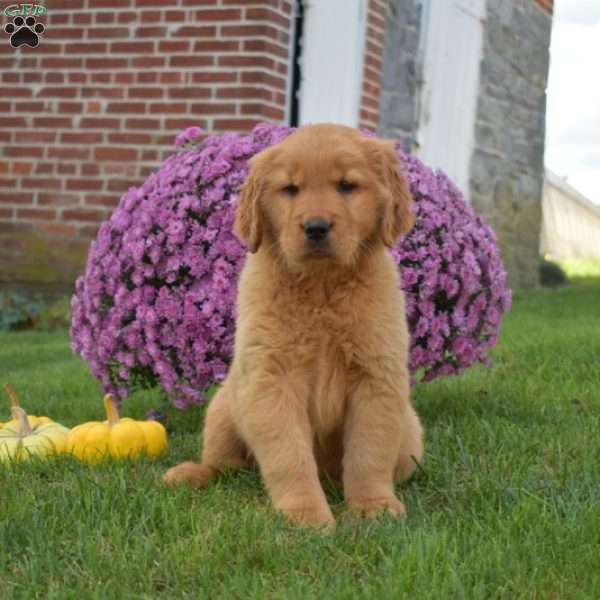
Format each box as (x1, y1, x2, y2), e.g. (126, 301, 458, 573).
(359, 0, 386, 130)
(536, 0, 553, 15)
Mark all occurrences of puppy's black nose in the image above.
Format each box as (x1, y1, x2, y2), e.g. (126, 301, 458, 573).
(303, 218, 332, 242)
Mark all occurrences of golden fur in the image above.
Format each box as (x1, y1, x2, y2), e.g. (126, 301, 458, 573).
(163, 124, 424, 529)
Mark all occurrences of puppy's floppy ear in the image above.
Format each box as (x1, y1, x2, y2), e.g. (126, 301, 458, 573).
(375, 140, 415, 247)
(235, 154, 264, 253)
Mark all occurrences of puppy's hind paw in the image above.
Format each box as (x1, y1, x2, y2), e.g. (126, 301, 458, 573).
(162, 462, 215, 488)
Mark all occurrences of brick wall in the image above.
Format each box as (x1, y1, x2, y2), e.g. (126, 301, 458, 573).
(0, 0, 294, 286)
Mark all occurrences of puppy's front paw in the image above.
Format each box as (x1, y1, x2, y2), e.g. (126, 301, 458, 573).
(281, 505, 336, 531)
(162, 462, 215, 488)
(348, 495, 406, 519)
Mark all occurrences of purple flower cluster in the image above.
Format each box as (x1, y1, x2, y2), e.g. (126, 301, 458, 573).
(393, 151, 511, 381)
(71, 123, 511, 408)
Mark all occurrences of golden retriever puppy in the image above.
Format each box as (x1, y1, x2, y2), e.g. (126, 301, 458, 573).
(163, 123, 424, 529)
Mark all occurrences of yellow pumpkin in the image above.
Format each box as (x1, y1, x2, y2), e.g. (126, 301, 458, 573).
(0, 405, 70, 462)
(67, 394, 168, 463)
(2, 384, 54, 430)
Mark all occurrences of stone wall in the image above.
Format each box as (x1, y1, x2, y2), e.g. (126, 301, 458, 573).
(379, 0, 553, 289)
(377, 0, 422, 150)
(470, 1, 552, 288)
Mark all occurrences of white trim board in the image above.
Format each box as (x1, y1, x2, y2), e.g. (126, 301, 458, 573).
(416, 0, 486, 199)
(297, 0, 368, 127)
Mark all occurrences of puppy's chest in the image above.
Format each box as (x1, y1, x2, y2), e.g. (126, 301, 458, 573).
(281, 294, 357, 341)
(267, 291, 366, 434)
(305, 332, 361, 436)
(283, 304, 360, 370)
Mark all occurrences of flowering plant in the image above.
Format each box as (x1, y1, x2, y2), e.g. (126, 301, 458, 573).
(71, 123, 511, 408)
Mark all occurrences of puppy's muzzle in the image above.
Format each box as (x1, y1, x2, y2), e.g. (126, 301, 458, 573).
(303, 218, 332, 243)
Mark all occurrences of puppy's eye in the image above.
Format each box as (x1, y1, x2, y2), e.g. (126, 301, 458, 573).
(282, 184, 299, 197)
(337, 180, 357, 194)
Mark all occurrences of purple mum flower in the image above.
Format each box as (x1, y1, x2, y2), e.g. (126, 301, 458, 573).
(174, 126, 204, 148)
(71, 123, 512, 408)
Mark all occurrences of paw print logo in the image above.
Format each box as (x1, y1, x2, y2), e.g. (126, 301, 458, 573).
(4, 16, 45, 48)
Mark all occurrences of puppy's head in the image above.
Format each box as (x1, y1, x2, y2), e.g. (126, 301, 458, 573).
(235, 124, 414, 269)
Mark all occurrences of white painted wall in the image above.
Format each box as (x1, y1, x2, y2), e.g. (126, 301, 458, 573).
(417, 0, 486, 198)
(297, 0, 367, 127)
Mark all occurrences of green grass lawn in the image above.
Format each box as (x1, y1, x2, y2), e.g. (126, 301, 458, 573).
(1, 278, 600, 599)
